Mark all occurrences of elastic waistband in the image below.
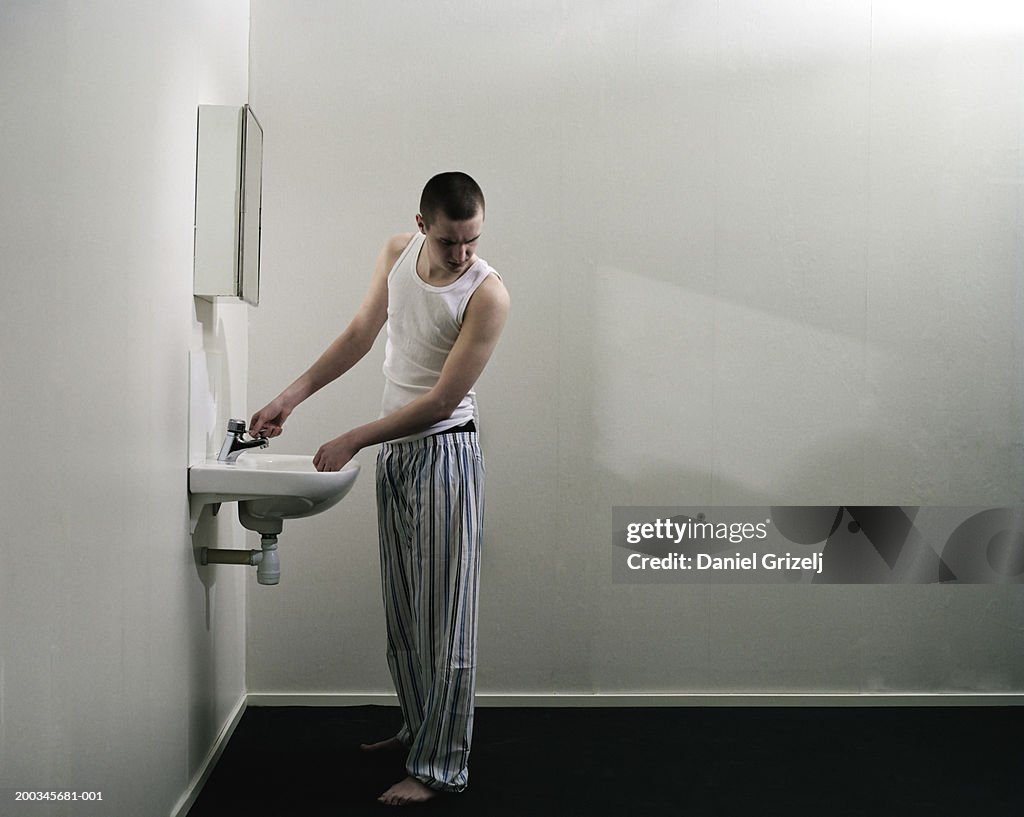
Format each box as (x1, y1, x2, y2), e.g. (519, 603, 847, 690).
(381, 421, 477, 450)
(430, 420, 475, 436)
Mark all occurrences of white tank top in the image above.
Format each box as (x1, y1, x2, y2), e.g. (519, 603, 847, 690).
(380, 231, 500, 441)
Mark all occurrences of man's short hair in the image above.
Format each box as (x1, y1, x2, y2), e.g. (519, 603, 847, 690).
(419, 172, 485, 227)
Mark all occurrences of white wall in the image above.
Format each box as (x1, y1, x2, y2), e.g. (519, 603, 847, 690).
(1, 1, 253, 814)
(246, 1, 1024, 696)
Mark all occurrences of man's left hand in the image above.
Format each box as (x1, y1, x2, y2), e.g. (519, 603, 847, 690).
(314, 432, 360, 472)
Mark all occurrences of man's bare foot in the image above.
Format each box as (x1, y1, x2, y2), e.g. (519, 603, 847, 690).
(359, 736, 407, 754)
(378, 775, 437, 806)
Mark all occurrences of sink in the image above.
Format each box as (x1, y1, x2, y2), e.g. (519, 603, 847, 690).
(188, 452, 360, 534)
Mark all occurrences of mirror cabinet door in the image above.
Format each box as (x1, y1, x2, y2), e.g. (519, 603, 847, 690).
(194, 104, 262, 306)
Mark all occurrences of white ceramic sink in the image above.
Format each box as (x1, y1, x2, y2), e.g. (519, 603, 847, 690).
(188, 452, 360, 534)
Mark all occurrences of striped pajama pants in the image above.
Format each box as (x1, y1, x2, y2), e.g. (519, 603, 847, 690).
(375, 430, 484, 793)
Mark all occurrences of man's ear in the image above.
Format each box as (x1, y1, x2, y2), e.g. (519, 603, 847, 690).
(416, 214, 427, 234)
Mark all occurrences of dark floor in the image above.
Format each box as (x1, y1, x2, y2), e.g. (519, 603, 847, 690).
(186, 705, 1021, 816)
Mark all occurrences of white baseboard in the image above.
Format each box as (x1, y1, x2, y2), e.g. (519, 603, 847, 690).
(170, 693, 248, 817)
(245, 691, 1024, 708)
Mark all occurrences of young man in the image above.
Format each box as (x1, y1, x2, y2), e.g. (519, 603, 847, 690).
(249, 172, 509, 806)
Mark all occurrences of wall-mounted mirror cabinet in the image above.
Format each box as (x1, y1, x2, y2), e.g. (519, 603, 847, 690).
(194, 104, 263, 305)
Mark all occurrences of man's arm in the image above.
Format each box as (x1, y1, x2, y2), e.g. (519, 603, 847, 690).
(249, 233, 412, 438)
(312, 273, 511, 471)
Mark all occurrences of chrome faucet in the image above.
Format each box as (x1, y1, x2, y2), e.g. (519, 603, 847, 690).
(217, 419, 269, 463)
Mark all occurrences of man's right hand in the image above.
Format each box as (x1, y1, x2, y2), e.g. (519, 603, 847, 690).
(250, 396, 293, 439)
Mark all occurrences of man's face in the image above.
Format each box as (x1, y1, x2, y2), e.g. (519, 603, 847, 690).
(418, 210, 483, 277)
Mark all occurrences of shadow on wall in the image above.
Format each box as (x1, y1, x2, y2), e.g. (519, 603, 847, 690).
(572, 261, 1020, 508)
(191, 298, 242, 463)
(189, 297, 250, 631)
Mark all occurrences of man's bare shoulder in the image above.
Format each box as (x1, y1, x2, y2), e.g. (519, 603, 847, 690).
(465, 272, 510, 323)
(386, 231, 416, 259)
(480, 271, 510, 305)
(372, 232, 417, 282)
(387, 232, 416, 252)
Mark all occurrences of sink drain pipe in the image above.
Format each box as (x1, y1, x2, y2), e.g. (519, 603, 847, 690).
(201, 534, 280, 585)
